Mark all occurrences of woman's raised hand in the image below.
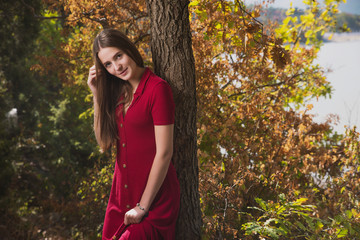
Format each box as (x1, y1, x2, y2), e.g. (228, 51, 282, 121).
(87, 65, 97, 97)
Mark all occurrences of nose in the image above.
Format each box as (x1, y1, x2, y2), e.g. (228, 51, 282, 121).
(113, 61, 122, 72)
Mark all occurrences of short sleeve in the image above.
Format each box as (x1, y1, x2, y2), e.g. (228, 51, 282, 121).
(151, 81, 175, 125)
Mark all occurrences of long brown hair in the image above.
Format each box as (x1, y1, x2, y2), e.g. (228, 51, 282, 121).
(92, 29, 144, 150)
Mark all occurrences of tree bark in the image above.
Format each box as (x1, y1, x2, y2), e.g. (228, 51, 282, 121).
(146, 0, 201, 239)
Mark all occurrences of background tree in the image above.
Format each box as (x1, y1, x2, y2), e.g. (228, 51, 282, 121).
(191, 0, 360, 238)
(146, 0, 201, 239)
(0, 0, 44, 237)
(0, 1, 104, 238)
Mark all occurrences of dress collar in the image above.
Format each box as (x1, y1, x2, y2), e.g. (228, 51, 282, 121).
(134, 67, 151, 97)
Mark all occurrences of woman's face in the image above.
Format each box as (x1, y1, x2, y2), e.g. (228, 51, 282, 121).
(98, 47, 141, 82)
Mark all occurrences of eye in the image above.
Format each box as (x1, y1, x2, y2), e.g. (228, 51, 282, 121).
(104, 62, 111, 68)
(116, 53, 123, 59)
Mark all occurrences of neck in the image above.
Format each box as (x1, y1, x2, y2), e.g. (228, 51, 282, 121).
(128, 67, 146, 93)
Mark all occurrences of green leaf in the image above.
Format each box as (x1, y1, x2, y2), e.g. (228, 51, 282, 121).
(242, 222, 263, 235)
(221, 161, 225, 172)
(264, 226, 282, 239)
(189, 0, 199, 7)
(315, 220, 324, 231)
(247, 206, 265, 213)
(264, 218, 278, 226)
(227, 21, 234, 28)
(255, 197, 268, 211)
(336, 228, 348, 238)
(295, 220, 307, 231)
(345, 210, 352, 219)
(286, 7, 295, 16)
(295, 197, 308, 204)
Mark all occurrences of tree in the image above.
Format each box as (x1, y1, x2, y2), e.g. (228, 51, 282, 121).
(0, 0, 44, 238)
(0, 1, 106, 238)
(190, 0, 359, 238)
(146, 0, 202, 239)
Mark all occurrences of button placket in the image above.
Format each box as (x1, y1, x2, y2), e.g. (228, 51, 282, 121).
(126, 93, 140, 115)
(119, 115, 131, 211)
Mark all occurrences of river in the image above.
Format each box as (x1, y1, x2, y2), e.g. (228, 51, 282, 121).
(309, 35, 360, 134)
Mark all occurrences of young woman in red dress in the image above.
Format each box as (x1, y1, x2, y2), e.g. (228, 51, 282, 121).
(87, 29, 180, 240)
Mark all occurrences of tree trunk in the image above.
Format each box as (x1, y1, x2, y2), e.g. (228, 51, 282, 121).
(146, 0, 201, 239)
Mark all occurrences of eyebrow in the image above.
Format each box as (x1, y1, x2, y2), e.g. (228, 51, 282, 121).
(112, 50, 123, 59)
(102, 50, 124, 66)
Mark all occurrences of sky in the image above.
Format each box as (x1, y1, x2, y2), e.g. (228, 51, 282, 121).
(244, 0, 360, 15)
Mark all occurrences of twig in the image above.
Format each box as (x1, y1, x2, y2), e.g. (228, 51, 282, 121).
(21, 0, 68, 20)
(228, 73, 303, 99)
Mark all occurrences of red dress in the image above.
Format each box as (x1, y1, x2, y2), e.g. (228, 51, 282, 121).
(102, 68, 180, 240)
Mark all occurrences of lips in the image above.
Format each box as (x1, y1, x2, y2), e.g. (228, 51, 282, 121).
(119, 68, 128, 76)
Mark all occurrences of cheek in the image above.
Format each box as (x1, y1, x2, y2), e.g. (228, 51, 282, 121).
(107, 68, 115, 75)
(126, 57, 136, 67)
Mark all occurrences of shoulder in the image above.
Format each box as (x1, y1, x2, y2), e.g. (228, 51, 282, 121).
(147, 70, 170, 89)
(144, 72, 174, 109)
(145, 70, 172, 96)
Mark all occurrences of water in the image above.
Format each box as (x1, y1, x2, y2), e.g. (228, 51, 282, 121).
(244, 0, 360, 15)
(309, 37, 360, 134)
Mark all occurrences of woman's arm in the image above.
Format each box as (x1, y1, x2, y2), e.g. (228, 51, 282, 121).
(124, 124, 174, 225)
(92, 98, 102, 147)
(87, 65, 103, 148)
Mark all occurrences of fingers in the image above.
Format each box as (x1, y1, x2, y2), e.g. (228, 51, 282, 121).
(87, 65, 98, 96)
(87, 65, 96, 85)
(124, 208, 146, 225)
(123, 216, 129, 226)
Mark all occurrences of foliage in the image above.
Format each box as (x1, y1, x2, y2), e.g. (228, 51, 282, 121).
(0, 0, 43, 238)
(242, 194, 319, 239)
(258, 7, 359, 34)
(190, 0, 360, 239)
(336, 12, 360, 32)
(0, 1, 107, 238)
(275, 0, 346, 46)
(1, 0, 359, 239)
(242, 194, 360, 239)
(74, 161, 114, 239)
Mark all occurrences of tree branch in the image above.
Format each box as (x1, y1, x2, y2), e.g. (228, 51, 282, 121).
(21, 0, 68, 20)
(228, 73, 303, 99)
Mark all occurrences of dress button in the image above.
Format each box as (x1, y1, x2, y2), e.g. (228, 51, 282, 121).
(120, 123, 123, 128)
(122, 143, 126, 147)
(124, 184, 128, 188)
(123, 164, 126, 168)
(126, 204, 130, 209)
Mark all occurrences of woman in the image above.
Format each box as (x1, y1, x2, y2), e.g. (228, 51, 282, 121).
(87, 29, 180, 240)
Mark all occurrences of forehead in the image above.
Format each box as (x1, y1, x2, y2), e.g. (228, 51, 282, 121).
(97, 47, 123, 63)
